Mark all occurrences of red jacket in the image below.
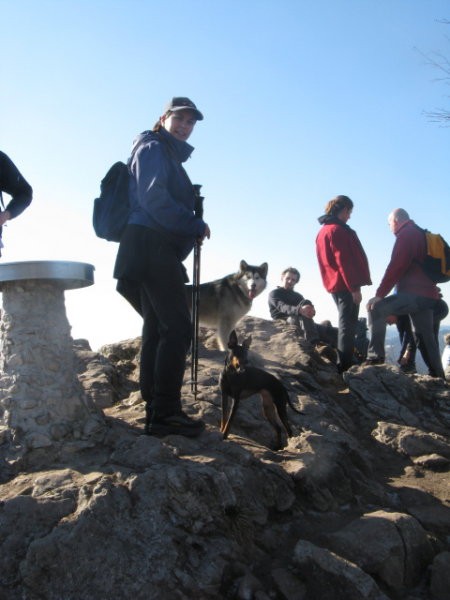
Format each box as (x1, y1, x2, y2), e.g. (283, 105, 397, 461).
(316, 216, 371, 293)
(376, 219, 439, 299)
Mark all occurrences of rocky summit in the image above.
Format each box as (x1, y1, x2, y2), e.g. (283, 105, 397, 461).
(0, 316, 449, 600)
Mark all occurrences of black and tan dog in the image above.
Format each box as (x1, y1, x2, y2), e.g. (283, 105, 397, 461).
(219, 330, 303, 449)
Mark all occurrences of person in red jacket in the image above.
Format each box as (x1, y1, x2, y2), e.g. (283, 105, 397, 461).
(365, 208, 445, 379)
(316, 195, 372, 372)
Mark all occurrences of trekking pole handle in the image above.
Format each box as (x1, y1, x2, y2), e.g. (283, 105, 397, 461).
(193, 184, 204, 220)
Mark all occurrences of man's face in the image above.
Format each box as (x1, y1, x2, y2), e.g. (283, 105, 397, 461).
(281, 271, 299, 290)
(162, 109, 197, 141)
(388, 213, 398, 234)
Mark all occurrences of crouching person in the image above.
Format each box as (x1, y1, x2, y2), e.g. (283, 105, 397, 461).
(268, 267, 337, 348)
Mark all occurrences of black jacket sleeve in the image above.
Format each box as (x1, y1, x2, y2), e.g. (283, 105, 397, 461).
(0, 151, 33, 218)
(268, 287, 305, 319)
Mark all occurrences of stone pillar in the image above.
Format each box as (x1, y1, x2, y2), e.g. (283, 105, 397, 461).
(0, 261, 105, 464)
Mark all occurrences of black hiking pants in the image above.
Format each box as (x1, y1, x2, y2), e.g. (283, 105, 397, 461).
(139, 260, 192, 420)
(332, 290, 360, 372)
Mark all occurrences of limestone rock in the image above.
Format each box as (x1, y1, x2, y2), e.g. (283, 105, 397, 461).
(430, 551, 450, 600)
(293, 539, 389, 599)
(325, 510, 434, 591)
(372, 422, 450, 459)
(413, 453, 450, 470)
(0, 316, 448, 600)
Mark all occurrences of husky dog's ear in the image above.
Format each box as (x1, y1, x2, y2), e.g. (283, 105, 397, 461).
(228, 330, 238, 348)
(239, 260, 249, 273)
(242, 336, 252, 349)
(259, 262, 268, 278)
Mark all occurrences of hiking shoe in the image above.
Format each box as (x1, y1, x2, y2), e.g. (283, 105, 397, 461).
(315, 343, 338, 363)
(399, 362, 416, 374)
(146, 412, 205, 438)
(362, 357, 385, 366)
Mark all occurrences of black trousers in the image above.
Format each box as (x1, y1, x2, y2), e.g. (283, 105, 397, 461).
(396, 300, 448, 374)
(332, 290, 359, 371)
(286, 315, 337, 346)
(115, 225, 193, 419)
(139, 260, 192, 419)
(368, 293, 445, 378)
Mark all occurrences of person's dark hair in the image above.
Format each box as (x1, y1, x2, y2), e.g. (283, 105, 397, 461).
(324, 195, 353, 216)
(281, 267, 300, 282)
(152, 111, 170, 132)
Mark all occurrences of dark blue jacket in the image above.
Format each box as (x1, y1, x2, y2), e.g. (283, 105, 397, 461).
(127, 128, 206, 261)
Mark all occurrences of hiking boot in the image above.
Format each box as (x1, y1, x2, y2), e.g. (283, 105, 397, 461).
(399, 362, 416, 374)
(146, 411, 205, 438)
(362, 357, 385, 366)
(315, 343, 337, 363)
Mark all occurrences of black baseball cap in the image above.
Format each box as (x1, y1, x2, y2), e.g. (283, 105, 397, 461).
(164, 97, 204, 121)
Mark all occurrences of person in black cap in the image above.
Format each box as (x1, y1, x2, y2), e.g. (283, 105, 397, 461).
(0, 151, 33, 255)
(114, 97, 210, 437)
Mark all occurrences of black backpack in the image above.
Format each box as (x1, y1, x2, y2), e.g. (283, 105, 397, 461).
(92, 161, 131, 242)
(93, 136, 151, 242)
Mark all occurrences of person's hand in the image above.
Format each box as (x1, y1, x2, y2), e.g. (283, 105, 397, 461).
(0, 211, 11, 226)
(299, 304, 315, 319)
(366, 296, 382, 311)
(198, 224, 211, 244)
(399, 352, 410, 366)
(352, 290, 362, 305)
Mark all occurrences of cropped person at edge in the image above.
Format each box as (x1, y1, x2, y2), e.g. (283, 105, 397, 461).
(114, 97, 210, 438)
(0, 151, 33, 256)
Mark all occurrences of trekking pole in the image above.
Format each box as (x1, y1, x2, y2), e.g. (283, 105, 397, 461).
(191, 185, 204, 399)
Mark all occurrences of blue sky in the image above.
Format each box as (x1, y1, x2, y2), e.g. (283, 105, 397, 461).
(2, 0, 449, 349)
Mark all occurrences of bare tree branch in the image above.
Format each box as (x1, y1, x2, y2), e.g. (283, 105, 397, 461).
(417, 20, 450, 126)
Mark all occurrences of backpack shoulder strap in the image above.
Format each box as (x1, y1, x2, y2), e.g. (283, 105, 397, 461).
(414, 223, 426, 235)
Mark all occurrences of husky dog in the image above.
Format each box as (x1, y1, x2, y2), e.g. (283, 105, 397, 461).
(219, 330, 303, 449)
(186, 260, 268, 350)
